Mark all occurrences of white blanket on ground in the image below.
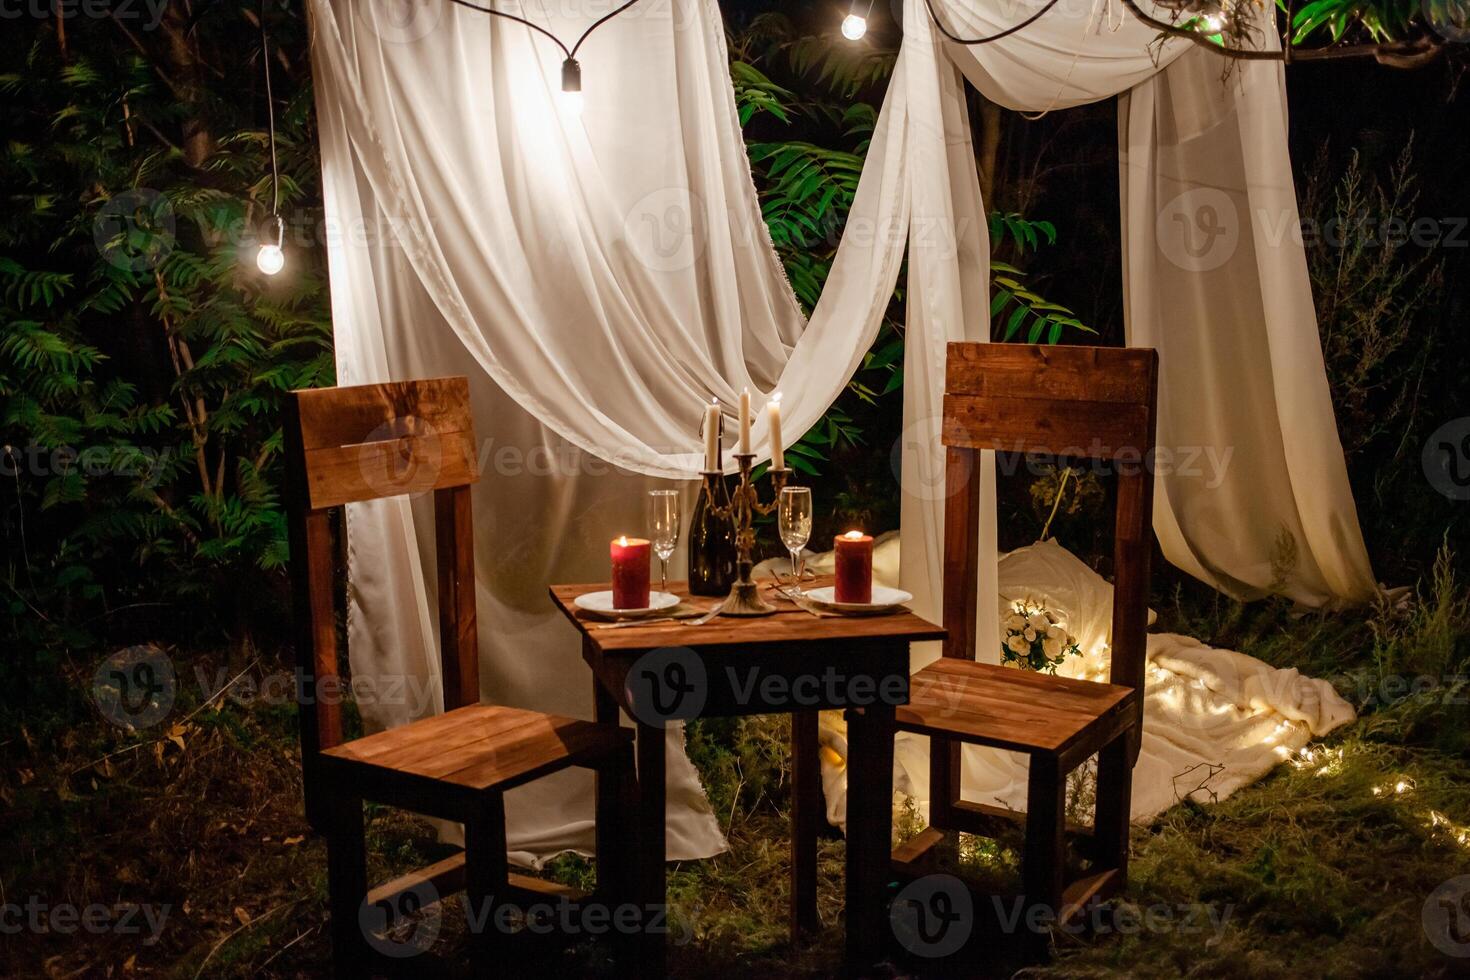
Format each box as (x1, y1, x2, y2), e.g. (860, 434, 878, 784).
(780, 537, 1355, 829)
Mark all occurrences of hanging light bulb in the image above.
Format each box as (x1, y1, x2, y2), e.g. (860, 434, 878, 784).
(560, 57, 584, 116)
(841, 12, 867, 40)
(256, 214, 285, 276)
(257, 11, 285, 276)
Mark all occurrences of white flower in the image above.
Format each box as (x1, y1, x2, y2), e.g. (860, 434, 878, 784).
(1005, 612, 1027, 633)
(1023, 627, 1037, 642)
(1046, 624, 1065, 641)
(1006, 634, 1030, 656)
(1027, 612, 1049, 633)
(1042, 635, 1063, 659)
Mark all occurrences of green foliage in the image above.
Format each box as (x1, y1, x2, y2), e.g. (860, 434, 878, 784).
(989, 212, 1094, 345)
(1298, 139, 1459, 582)
(1282, 0, 1438, 44)
(1, 12, 330, 665)
(1302, 139, 1440, 461)
(730, 15, 1091, 479)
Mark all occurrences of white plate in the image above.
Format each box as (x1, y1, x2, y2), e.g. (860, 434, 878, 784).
(574, 590, 681, 619)
(802, 585, 913, 614)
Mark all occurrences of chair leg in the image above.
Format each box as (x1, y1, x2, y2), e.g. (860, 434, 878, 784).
(326, 795, 368, 977)
(1094, 730, 1135, 889)
(1022, 755, 1065, 959)
(465, 793, 509, 971)
(924, 733, 963, 867)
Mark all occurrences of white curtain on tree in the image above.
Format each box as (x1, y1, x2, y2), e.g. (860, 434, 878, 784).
(307, 0, 1374, 862)
(933, 0, 1376, 605)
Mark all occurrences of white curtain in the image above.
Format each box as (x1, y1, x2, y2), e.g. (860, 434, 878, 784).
(307, 0, 1375, 861)
(932, 0, 1376, 604)
(1118, 43, 1378, 605)
(308, 0, 997, 862)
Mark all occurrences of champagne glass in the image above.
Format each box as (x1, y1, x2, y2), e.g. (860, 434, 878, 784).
(778, 486, 812, 593)
(646, 490, 681, 596)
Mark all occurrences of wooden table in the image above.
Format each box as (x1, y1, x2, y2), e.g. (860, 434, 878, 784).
(549, 581, 945, 976)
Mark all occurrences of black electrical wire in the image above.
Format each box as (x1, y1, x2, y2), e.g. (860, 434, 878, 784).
(260, 0, 280, 215)
(445, 0, 644, 60)
(921, 0, 1067, 45)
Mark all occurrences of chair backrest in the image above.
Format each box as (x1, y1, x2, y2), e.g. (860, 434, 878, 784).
(940, 343, 1158, 693)
(281, 377, 481, 777)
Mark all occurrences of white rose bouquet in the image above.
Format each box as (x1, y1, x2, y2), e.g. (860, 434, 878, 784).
(1000, 597, 1080, 674)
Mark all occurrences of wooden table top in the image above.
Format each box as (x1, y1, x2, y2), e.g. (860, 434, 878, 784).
(549, 578, 946, 653)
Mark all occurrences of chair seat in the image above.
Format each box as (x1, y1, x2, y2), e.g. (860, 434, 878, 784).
(897, 658, 1137, 764)
(320, 704, 632, 809)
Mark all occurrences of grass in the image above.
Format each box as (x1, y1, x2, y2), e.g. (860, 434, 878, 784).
(2, 550, 1468, 977)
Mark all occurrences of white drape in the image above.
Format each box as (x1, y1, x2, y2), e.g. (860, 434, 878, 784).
(307, 0, 1375, 861)
(308, 0, 997, 861)
(1118, 43, 1378, 604)
(932, 0, 1375, 604)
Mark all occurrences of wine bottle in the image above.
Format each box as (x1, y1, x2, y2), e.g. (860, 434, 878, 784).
(688, 476, 736, 596)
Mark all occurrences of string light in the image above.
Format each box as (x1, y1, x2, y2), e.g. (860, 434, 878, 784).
(257, 214, 285, 275)
(560, 57, 583, 116)
(257, 0, 284, 276)
(446, 0, 644, 114)
(842, 0, 875, 41)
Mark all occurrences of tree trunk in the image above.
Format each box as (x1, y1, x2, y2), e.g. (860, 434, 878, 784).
(159, 3, 214, 167)
(976, 98, 1002, 205)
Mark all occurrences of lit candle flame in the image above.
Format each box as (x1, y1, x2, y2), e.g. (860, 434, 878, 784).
(844, 530, 864, 539)
(616, 536, 628, 546)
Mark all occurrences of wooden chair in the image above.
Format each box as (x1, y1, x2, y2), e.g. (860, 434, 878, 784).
(282, 376, 637, 974)
(892, 342, 1158, 953)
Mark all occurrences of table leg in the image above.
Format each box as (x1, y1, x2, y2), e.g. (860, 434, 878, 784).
(591, 671, 637, 969)
(790, 709, 821, 939)
(844, 701, 896, 972)
(636, 719, 668, 979)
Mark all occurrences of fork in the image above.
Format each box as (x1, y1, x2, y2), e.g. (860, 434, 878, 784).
(592, 600, 726, 629)
(769, 582, 831, 618)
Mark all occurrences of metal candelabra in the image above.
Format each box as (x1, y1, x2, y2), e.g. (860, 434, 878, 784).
(699, 453, 791, 616)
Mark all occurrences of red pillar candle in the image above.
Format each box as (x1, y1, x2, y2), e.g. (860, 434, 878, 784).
(833, 530, 874, 604)
(610, 536, 651, 609)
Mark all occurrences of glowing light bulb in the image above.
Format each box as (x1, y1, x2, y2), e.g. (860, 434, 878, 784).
(256, 213, 285, 275)
(560, 57, 583, 117)
(841, 13, 867, 40)
(256, 243, 284, 275)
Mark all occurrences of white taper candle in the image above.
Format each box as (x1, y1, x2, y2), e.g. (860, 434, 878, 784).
(768, 394, 784, 470)
(738, 387, 752, 455)
(704, 400, 720, 471)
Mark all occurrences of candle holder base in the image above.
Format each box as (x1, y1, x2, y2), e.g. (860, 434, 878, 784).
(721, 578, 776, 617)
(699, 455, 791, 621)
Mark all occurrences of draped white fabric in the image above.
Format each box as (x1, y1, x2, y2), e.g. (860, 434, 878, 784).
(308, 0, 997, 861)
(932, 0, 1375, 604)
(1118, 43, 1378, 604)
(307, 0, 1375, 862)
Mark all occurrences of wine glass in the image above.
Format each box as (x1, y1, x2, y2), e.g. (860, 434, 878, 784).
(646, 490, 681, 597)
(778, 486, 813, 593)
